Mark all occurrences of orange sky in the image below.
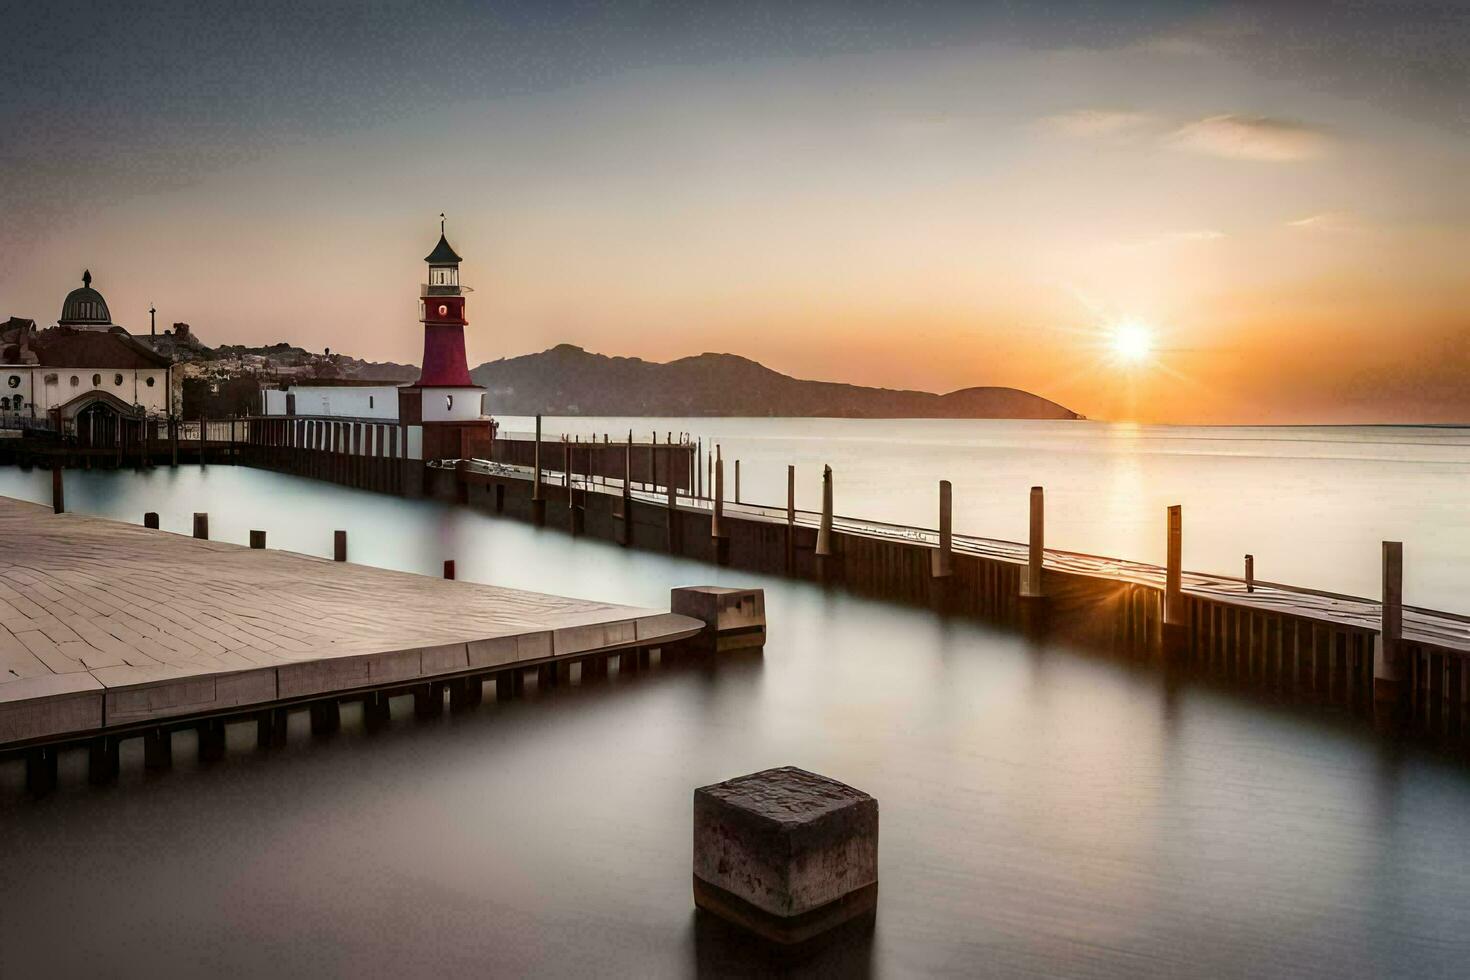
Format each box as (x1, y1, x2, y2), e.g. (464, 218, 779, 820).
(3, 5, 1466, 424)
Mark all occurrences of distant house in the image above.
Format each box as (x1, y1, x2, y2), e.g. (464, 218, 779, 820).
(2, 271, 178, 436)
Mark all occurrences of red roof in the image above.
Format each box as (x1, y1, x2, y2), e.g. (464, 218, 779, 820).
(24, 328, 171, 369)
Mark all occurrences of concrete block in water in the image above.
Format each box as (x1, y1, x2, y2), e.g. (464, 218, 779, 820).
(693, 766, 878, 945)
(671, 586, 765, 652)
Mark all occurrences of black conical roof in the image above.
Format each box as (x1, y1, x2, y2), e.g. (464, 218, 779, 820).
(424, 233, 462, 265)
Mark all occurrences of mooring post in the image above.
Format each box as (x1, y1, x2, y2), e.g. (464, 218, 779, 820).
(529, 414, 546, 526)
(169, 415, 179, 467)
(785, 464, 796, 572)
(443, 559, 456, 580)
(250, 530, 266, 549)
(1245, 554, 1255, 593)
(1021, 487, 1044, 598)
(665, 461, 678, 552)
(712, 457, 727, 541)
(51, 466, 64, 514)
(932, 479, 953, 578)
(815, 465, 834, 558)
(192, 512, 209, 540)
(734, 459, 741, 504)
(144, 511, 159, 529)
(1163, 504, 1187, 655)
(334, 530, 347, 562)
(198, 415, 206, 466)
(1374, 541, 1406, 729)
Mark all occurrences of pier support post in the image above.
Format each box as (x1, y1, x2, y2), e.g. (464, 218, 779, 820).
(1163, 505, 1187, 656)
(531, 414, 546, 526)
(1374, 541, 1406, 730)
(144, 511, 159, 529)
(88, 736, 120, 784)
(787, 467, 799, 575)
(734, 459, 741, 504)
(310, 700, 341, 735)
(617, 434, 633, 546)
(496, 671, 520, 701)
(931, 480, 953, 579)
(51, 466, 64, 514)
(197, 718, 226, 762)
(414, 683, 445, 718)
(815, 465, 834, 558)
(666, 466, 679, 552)
(26, 748, 58, 796)
(334, 530, 347, 562)
(192, 513, 209, 540)
(250, 530, 266, 549)
(712, 457, 729, 565)
(1019, 486, 1047, 631)
(144, 728, 172, 770)
(1245, 554, 1255, 593)
(169, 415, 179, 467)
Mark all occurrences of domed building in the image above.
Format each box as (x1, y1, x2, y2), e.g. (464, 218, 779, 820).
(58, 270, 114, 329)
(1, 271, 177, 441)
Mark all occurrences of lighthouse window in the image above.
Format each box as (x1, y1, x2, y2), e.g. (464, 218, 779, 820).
(70, 375, 79, 387)
(369, 395, 374, 409)
(6, 375, 18, 388)
(114, 373, 123, 386)
(145, 376, 156, 387)
(92, 373, 101, 386)
(446, 395, 453, 411)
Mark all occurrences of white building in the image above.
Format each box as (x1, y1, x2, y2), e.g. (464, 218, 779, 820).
(2, 273, 177, 428)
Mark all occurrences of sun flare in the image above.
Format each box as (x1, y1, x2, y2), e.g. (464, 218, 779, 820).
(1111, 321, 1154, 364)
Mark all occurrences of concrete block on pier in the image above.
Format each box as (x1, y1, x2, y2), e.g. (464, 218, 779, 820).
(693, 766, 878, 945)
(671, 586, 766, 652)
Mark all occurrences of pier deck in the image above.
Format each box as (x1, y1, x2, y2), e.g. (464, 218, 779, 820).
(0, 496, 702, 748)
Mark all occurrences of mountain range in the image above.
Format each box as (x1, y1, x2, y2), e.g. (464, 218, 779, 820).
(467, 345, 1081, 419)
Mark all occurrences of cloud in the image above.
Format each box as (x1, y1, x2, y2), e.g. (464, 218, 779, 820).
(1040, 109, 1158, 139)
(1285, 211, 1355, 231)
(1168, 114, 1333, 162)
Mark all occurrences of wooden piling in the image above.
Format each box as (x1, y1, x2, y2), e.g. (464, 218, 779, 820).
(531, 414, 545, 526)
(1374, 541, 1405, 728)
(712, 458, 727, 539)
(931, 480, 953, 578)
(785, 464, 796, 573)
(443, 559, 456, 580)
(144, 511, 159, 529)
(250, 530, 266, 549)
(1245, 554, 1255, 593)
(815, 465, 833, 558)
(51, 466, 63, 514)
(1022, 487, 1044, 598)
(192, 513, 209, 540)
(735, 459, 741, 504)
(334, 530, 348, 562)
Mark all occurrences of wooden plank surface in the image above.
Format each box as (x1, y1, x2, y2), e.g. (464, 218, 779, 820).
(0, 496, 701, 744)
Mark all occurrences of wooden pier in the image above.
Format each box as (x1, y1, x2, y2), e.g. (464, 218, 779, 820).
(0, 496, 709, 791)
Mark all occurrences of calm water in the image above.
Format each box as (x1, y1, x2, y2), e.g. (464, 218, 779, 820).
(2, 423, 1470, 978)
(507, 418, 1470, 614)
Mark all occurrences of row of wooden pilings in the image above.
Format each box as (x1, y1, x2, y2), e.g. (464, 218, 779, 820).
(453, 443, 1459, 742)
(97, 417, 1460, 748)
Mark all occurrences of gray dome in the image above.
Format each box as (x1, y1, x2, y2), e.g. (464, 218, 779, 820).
(59, 270, 112, 326)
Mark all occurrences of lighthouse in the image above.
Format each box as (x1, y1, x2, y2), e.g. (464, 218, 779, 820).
(397, 218, 495, 460)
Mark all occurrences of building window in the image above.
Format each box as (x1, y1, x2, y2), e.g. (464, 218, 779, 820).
(70, 375, 79, 387)
(92, 373, 101, 386)
(145, 376, 156, 387)
(0, 397, 9, 410)
(5, 375, 17, 388)
(114, 373, 123, 386)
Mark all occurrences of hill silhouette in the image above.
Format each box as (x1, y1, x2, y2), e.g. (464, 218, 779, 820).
(470, 345, 1081, 419)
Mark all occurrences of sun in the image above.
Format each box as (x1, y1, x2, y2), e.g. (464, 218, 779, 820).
(1110, 321, 1154, 364)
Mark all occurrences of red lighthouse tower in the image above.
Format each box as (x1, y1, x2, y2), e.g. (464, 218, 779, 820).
(398, 217, 494, 460)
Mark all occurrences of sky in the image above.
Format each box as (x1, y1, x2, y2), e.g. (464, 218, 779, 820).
(2, 0, 1466, 423)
